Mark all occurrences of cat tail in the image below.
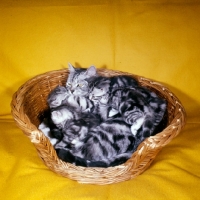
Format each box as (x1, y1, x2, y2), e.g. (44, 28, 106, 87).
(56, 148, 133, 168)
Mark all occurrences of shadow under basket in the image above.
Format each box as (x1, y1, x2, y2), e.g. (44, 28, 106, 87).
(11, 68, 186, 185)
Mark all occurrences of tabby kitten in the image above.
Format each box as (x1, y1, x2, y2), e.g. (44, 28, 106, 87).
(50, 105, 136, 167)
(88, 76, 139, 120)
(46, 84, 95, 140)
(47, 86, 70, 108)
(50, 105, 100, 131)
(47, 85, 94, 112)
(45, 64, 99, 145)
(89, 75, 138, 102)
(90, 83, 167, 142)
(66, 63, 98, 97)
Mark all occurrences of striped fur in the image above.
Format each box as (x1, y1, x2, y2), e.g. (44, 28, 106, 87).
(51, 107, 136, 167)
(88, 76, 139, 121)
(42, 65, 167, 167)
(89, 81, 167, 139)
(47, 85, 94, 112)
(66, 63, 98, 97)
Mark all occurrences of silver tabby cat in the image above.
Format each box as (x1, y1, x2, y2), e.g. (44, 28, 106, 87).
(89, 81, 167, 140)
(66, 63, 98, 97)
(46, 82, 96, 142)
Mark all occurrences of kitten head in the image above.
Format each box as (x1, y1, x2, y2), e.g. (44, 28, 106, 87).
(89, 77, 110, 101)
(65, 119, 90, 145)
(66, 63, 97, 96)
(47, 86, 70, 108)
(51, 106, 74, 127)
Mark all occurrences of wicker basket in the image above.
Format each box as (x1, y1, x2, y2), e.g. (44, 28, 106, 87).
(11, 68, 186, 185)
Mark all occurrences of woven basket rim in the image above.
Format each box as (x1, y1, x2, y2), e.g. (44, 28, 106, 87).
(10, 68, 186, 185)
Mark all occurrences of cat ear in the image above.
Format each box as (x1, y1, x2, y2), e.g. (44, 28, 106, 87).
(85, 65, 97, 76)
(68, 63, 75, 73)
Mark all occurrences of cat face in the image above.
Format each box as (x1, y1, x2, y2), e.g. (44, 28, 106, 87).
(51, 106, 74, 125)
(54, 119, 89, 150)
(66, 63, 97, 96)
(67, 79, 89, 96)
(89, 87, 106, 101)
(89, 78, 110, 101)
(48, 86, 69, 108)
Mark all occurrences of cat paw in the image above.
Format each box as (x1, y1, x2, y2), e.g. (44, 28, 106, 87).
(50, 138, 59, 146)
(100, 95, 109, 104)
(131, 117, 145, 136)
(71, 139, 83, 148)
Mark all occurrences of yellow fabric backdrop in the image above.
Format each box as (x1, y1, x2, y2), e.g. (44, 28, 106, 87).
(0, 0, 200, 199)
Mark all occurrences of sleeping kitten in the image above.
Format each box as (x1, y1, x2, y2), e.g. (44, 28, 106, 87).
(46, 85, 95, 140)
(90, 85, 167, 142)
(43, 64, 99, 146)
(47, 86, 70, 108)
(89, 75, 138, 102)
(50, 105, 136, 167)
(47, 85, 94, 112)
(50, 105, 100, 130)
(88, 76, 139, 120)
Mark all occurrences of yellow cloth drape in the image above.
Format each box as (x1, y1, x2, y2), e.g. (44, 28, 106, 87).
(0, 1, 200, 199)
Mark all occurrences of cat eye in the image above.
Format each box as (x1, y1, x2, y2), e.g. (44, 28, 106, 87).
(67, 82, 72, 86)
(78, 84, 83, 87)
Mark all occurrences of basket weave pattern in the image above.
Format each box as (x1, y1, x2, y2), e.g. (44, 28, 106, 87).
(11, 69, 186, 185)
